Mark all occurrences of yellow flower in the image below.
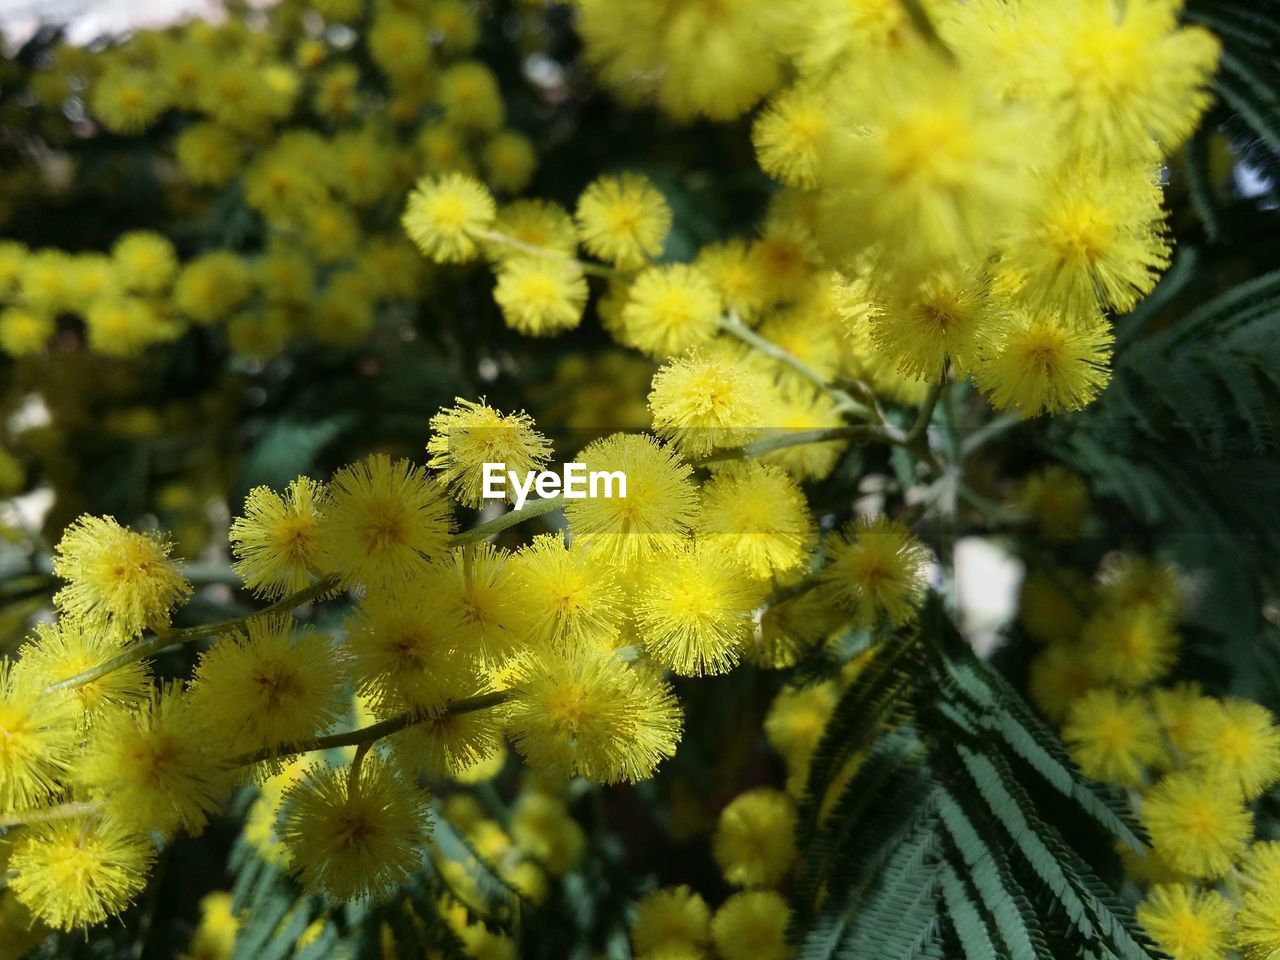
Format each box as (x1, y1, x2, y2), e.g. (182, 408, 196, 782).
(1062, 688, 1164, 787)
(712, 890, 791, 960)
(1018, 465, 1091, 541)
(433, 543, 529, 667)
(696, 239, 769, 321)
(439, 61, 505, 132)
(243, 147, 328, 221)
(973, 309, 1113, 419)
(1152, 682, 1212, 755)
(21, 249, 73, 314)
(713, 788, 797, 888)
(506, 648, 682, 783)
(10, 816, 154, 930)
(873, 268, 1002, 382)
(758, 384, 847, 482)
(747, 586, 839, 670)
(764, 681, 838, 772)
(564, 433, 699, 567)
(316, 454, 454, 589)
(575, 173, 672, 269)
(648, 350, 772, 458)
(0, 306, 54, 357)
(510, 533, 624, 650)
(183, 891, 240, 960)
(173, 252, 253, 324)
(91, 66, 168, 134)
(483, 130, 537, 193)
(390, 706, 505, 780)
(1098, 555, 1185, 619)
(427, 398, 552, 508)
(1033, 0, 1220, 155)
(1027, 643, 1099, 724)
(280, 756, 431, 902)
(815, 47, 1034, 281)
(620, 264, 722, 357)
(52, 515, 192, 640)
(416, 124, 475, 176)
(576, 0, 783, 122)
(14, 616, 149, 728)
(402, 173, 497, 264)
(637, 540, 767, 676)
(189, 615, 347, 758)
(510, 793, 586, 876)
(1083, 605, 1179, 689)
(230, 477, 329, 600)
(493, 256, 589, 336)
(0, 240, 26, 297)
(488, 200, 579, 261)
(79, 683, 229, 836)
(1001, 158, 1171, 316)
(84, 297, 178, 357)
(346, 583, 478, 715)
(0, 660, 77, 814)
(430, 0, 480, 53)
(368, 11, 433, 80)
(630, 885, 710, 958)
(754, 84, 831, 189)
(111, 231, 178, 294)
(1142, 772, 1252, 880)
(1237, 842, 1280, 959)
(174, 121, 245, 186)
(821, 515, 930, 627)
(1185, 699, 1280, 801)
(1136, 883, 1234, 960)
(696, 462, 813, 579)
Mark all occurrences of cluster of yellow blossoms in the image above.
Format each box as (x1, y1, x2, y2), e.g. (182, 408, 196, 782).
(0, 0, 1247, 958)
(0, 0, 538, 360)
(1011, 472, 1280, 960)
(0, 389, 931, 943)
(405, 0, 1220, 423)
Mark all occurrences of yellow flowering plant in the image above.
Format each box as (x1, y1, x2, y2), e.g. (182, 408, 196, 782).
(0, 1, 1278, 959)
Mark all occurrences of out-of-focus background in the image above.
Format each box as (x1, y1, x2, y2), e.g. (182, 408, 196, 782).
(0, 0, 220, 46)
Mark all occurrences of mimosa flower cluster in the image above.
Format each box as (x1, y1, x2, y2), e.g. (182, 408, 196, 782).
(405, 0, 1219, 423)
(0, 0, 528, 361)
(1010, 470, 1280, 960)
(0, 1, 1257, 959)
(0, 388, 932, 940)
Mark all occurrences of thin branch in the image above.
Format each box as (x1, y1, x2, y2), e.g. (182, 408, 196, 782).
(229, 690, 511, 768)
(449, 496, 568, 547)
(0, 694, 513, 829)
(717, 318, 870, 419)
(42, 575, 343, 695)
(471, 229, 618, 278)
(696, 425, 883, 465)
(177, 563, 245, 587)
(906, 381, 944, 445)
(0, 800, 103, 829)
(959, 413, 1022, 460)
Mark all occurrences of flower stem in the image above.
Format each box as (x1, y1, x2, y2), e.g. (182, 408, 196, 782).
(696, 426, 877, 465)
(449, 496, 569, 547)
(230, 690, 511, 768)
(0, 694, 512, 829)
(470, 229, 619, 279)
(42, 575, 343, 695)
(717, 317, 869, 419)
(0, 799, 103, 829)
